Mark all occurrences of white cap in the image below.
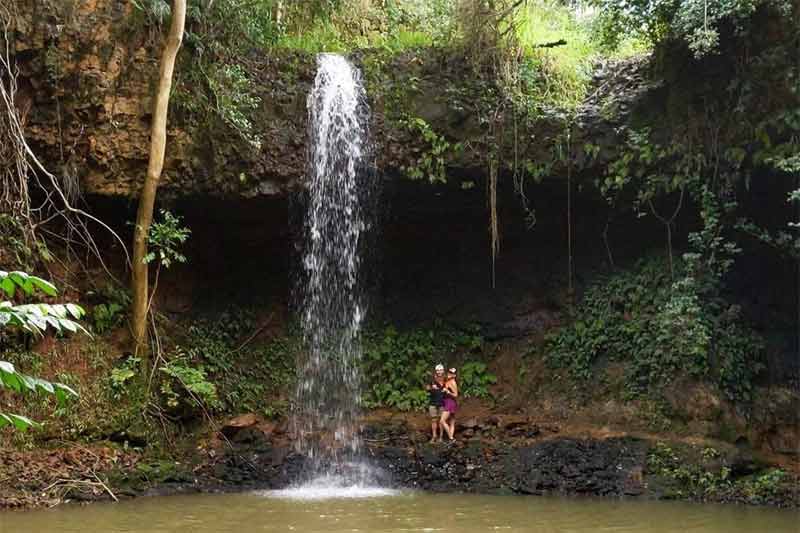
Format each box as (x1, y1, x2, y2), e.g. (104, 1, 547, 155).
(435, 364, 444, 371)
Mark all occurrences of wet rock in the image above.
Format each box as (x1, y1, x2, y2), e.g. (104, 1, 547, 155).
(729, 448, 761, 477)
(511, 437, 649, 496)
(219, 414, 278, 448)
(459, 418, 480, 431)
(499, 415, 529, 431)
(220, 413, 259, 438)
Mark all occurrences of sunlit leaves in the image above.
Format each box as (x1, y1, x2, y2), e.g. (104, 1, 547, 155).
(0, 270, 57, 298)
(0, 361, 79, 431)
(143, 210, 191, 268)
(1, 272, 83, 431)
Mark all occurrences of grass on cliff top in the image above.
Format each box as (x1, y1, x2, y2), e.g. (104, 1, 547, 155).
(515, 1, 649, 109)
(278, 22, 433, 54)
(276, 1, 648, 110)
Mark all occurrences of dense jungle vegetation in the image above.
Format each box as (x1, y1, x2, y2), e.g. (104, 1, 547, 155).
(0, 0, 798, 507)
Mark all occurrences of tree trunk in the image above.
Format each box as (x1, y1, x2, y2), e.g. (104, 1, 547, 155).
(131, 0, 186, 373)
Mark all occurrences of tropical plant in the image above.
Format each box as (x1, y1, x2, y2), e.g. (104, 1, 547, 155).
(545, 256, 764, 400)
(0, 271, 83, 430)
(361, 325, 489, 411)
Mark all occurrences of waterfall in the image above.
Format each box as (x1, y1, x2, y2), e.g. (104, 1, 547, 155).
(292, 53, 377, 482)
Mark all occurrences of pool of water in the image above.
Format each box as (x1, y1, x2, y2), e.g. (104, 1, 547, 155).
(5, 490, 798, 532)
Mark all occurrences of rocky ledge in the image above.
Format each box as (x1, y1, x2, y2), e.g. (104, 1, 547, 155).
(148, 415, 800, 508)
(2, 414, 797, 509)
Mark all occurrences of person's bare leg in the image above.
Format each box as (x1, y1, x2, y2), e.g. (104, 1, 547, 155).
(439, 411, 449, 439)
(430, 418, 438, 442)
(443, 415, 454, 440)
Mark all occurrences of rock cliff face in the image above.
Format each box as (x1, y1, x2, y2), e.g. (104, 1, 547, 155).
(10, 0, 653, 200)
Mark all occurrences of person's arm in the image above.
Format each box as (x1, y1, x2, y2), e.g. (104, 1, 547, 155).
(449, 381, 459, 398)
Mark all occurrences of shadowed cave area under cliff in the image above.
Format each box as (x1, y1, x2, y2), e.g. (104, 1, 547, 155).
(86, 169, 797, 384)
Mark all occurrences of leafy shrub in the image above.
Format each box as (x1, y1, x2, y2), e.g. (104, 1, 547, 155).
(741, 469, 789, 501)
(0, 271, 82, 430)
(144, 210, 191, 268)
(361, 325, 490, 411)
(459, 361, 497, 399)
(92, 303, 124, 334)
(647, 442, 733, 499)
(108, 357, 140, 400)
(648, 442, 793, 504)
(160, 350, 219, 412)
(88, 283, 131, 334)
(181, 310, 295, 416)
(546, 255, 764, 400)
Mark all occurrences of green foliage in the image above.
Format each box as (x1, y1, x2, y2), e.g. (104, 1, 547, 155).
(648, 442, 794, 503)
(164, 1, 274, 153)
(361, 325, 489, 411)
(91, 303, 124, 335)
(400, 117, 461, 183)
(591, 0, 793, 56)
(459, 361, 497, 399)
(132, 0, 172, 27)
(204, 64, 262, 149)
(180, 310, 295, 416)
(0, 216, 54, 273)
(275, 0, 449, 53)
(545, 256, 764, 400)
(108, 357, 140, 401)
(0, 273, 82, 431)
(741, 468, 789, 501)
(88, 283, 131, 335)
(160, 349, 220, 411)
(515, 1, 644, 110)
(647, 442, 733, 498)
(0, 271, 86, 334)
(144, 210, 191, 268)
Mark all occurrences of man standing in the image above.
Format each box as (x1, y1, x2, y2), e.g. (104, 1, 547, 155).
(425, 364, 446, 443)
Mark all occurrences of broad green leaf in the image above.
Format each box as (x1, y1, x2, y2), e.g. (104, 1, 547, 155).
(29, 276, 57, 296)
(9, 271, 33, 295)
(32, 377, 55, 394)
(65, 303, 85, 319)
(50, 304, 68, 318)
(1, 277, 15, 297)
(55, 382, 78, 399)
(59, 318, 78, 333)
(16, 372, 36, 392)
(0, 412, 36, 430)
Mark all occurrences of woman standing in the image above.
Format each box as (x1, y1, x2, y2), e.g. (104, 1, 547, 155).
(426, 364, 446, 443)
(440, 368, 458, 441)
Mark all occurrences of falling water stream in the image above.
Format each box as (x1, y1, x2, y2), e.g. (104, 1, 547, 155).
(289, 53, 381, 493)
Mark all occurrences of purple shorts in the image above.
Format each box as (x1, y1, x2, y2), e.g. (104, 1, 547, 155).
(443, 397, 458, 414)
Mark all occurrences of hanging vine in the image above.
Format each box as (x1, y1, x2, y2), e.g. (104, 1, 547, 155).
(0, 4, 127, 273)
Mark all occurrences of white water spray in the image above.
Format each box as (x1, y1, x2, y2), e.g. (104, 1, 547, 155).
(288, 54, 384, 495)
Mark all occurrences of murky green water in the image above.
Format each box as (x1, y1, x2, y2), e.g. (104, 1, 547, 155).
(5, 491, 798, 532)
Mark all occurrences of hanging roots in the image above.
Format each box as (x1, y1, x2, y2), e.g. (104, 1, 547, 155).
(489, 155, 500, 289)
(0, 4, 128, 271)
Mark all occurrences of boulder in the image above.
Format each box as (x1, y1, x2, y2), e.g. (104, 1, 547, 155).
(220, 413, 262, 441)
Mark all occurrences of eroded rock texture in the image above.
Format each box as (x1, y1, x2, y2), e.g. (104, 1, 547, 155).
(11, 0, 654, 200)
